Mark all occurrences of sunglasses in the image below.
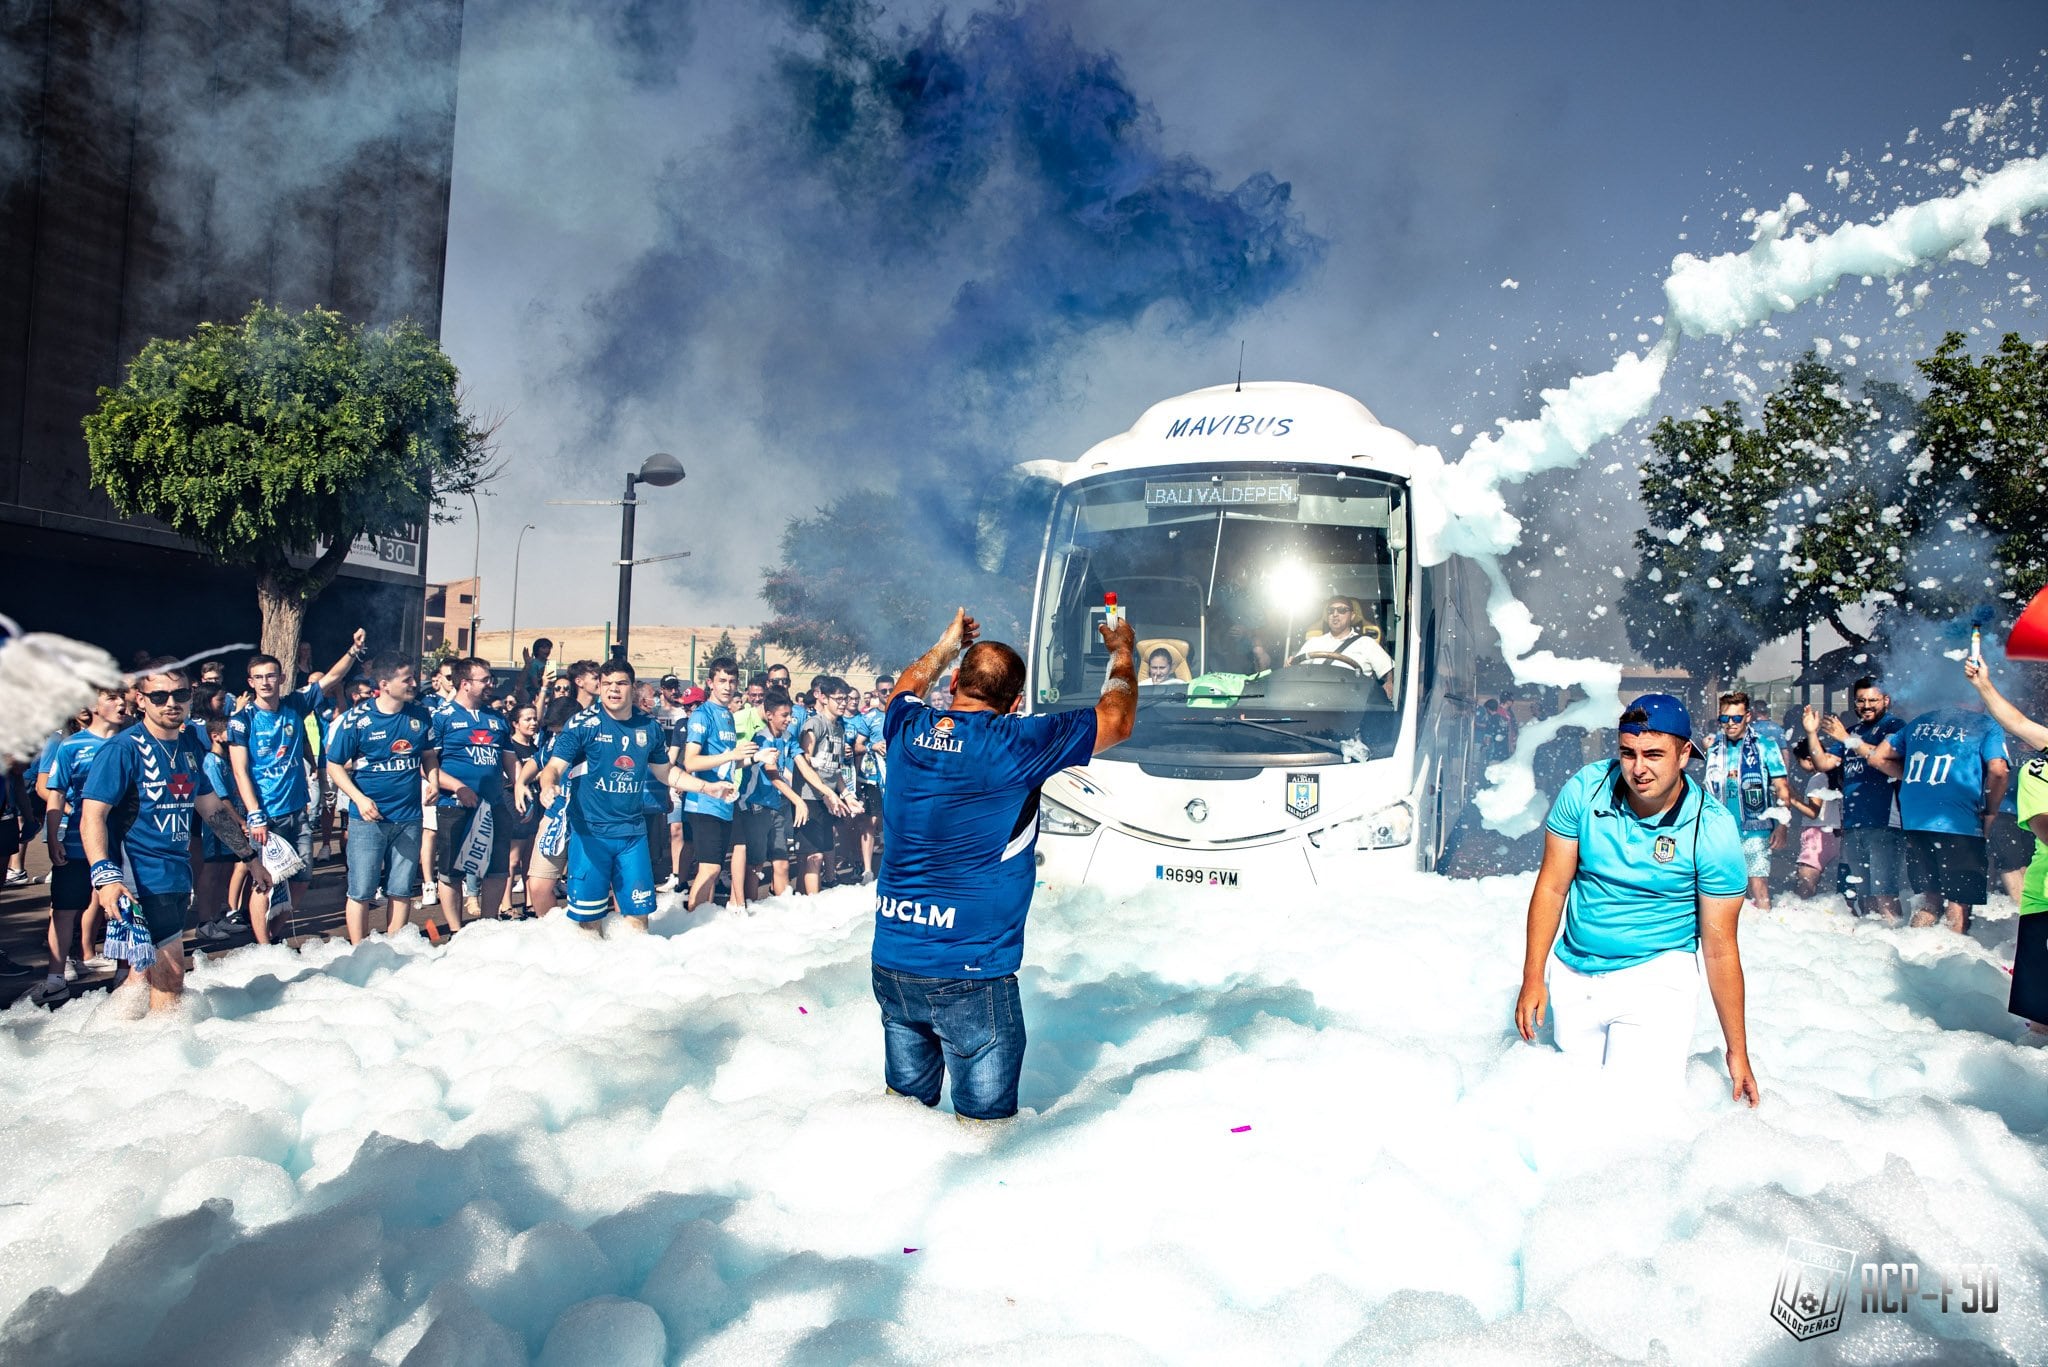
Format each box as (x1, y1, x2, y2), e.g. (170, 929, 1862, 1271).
(1716, 714, 1746, 724)
(141, 687, 194, 705)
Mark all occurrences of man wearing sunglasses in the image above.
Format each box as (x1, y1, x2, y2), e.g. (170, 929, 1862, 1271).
(1700, 690, 1791, 910)
(79, 662, 272, 1012)
(227, 629, 367, 946)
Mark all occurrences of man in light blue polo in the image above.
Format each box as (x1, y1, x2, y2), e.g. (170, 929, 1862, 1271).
(1516, 693, 1760, 1105)
(872, 607, 1135, 1120)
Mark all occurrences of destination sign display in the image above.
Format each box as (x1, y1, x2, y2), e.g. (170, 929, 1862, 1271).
(1143, 479, 1299, 508)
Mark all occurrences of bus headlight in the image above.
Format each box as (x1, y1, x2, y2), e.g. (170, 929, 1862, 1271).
(1308, 801, 1413, 851)
(1038, 794, 1100, 837)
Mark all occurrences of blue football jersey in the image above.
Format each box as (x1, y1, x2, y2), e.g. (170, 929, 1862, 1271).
(1895, 707, 2010, 835)
(326, 700, 436, 821)
(84, 723, 211, 896)
(874, 697, 1097, 978)
(550, 705, 672, 839)
(225, 681, 323, 818)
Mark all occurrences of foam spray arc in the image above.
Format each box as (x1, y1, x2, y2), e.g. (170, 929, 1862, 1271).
(1404, 155, 2048, 836)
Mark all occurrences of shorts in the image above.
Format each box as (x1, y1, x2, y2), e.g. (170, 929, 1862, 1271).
(796, 809, 837, 859)
(1738, 833, 1772, 880)
(1840, 825, 1906, 902)
(737, 806, 791, 863)
(687, 813, 736, 866)
(1990, 815, 2034, 874)
(1796, 826, 1840, 872)
(566, 828, 656, 921)
(256, 809, 314, 882)
(346, 818, 423, 902)
(435, 802, 509, 882)
(2011, 912, 2048, 1027)
(134, 890, 193, 947)
(1545, 948, 1701, 1090)
(49, 858, 91, 912)
(529, 842, 566, 882)
(1905, 830, 1989, 908)
(858, 780, 883, 809)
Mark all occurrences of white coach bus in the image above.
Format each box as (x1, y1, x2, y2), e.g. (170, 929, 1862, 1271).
(1012, 381, 1483, 889)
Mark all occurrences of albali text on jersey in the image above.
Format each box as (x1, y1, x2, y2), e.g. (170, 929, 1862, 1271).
(874, 695, 1097, 979)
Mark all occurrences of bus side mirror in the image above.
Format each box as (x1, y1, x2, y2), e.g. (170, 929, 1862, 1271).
(976, 462, 1063, 577)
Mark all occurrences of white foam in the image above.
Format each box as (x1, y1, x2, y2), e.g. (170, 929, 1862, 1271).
(0, 884, 2041, 1363)
(1412, 153, 2048, 834)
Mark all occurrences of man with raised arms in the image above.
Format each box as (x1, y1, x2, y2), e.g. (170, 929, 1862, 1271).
(869, 607, 1136, 1121)
(1516, 693, 1759, 1105)
(81, 661, 272, 1012)
(538, 659, 735, 932)
(227, 629, 366, 944)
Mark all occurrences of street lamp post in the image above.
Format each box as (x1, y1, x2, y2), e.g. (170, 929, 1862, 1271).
(615, 452, 684, 661)
(466, 490, 482, 656)
(510, 523, 538, 665)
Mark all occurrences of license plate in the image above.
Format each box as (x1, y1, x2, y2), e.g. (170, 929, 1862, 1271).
(1155, 864, 1241, 888)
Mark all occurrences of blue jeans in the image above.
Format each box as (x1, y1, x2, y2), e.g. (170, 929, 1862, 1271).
(871, 964, 1026, 1120)
(346, 818, 423, 901)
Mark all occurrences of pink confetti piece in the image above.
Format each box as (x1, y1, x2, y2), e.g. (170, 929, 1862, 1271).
(903, 1247, 919, 1254)
(1230, 1125, 1251, 1133)
(799, 1006, 809, 1014)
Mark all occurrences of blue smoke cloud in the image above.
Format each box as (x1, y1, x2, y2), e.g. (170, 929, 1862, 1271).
(582, 0, 1324, 460)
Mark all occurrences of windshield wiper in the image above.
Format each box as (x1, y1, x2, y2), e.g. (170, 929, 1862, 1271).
(1207, 715, 1353, 758)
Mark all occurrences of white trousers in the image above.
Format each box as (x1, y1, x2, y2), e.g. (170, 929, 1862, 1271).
(1546, 948, 1702, 1088)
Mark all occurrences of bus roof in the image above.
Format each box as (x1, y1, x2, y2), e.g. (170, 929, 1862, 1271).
(1053, 381, 1424, 485)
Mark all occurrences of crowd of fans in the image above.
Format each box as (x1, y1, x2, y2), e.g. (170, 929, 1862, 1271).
(1516, 672, 2034, 936)
(0, 632, 904, 1009)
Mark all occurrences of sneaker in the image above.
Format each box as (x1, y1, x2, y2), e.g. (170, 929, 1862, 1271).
(0, 952, 33, 979)
(420, 885, 439, 907)
(80, 955, 115, 973)
(660, 875, 682, 893)
(63, 958, 81, 983)
(28, 979, 68, 1007)
(2, 869, 27, 888)
(192, 919, 240, 945)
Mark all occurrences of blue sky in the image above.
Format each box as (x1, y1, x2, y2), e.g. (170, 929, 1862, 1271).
(433, 0, 2048, 652)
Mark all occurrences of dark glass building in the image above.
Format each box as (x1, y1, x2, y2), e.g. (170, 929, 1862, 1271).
(0, 0, 463, 665)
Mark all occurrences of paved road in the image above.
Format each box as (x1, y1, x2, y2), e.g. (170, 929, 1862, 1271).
(2, 835, 390, 1009)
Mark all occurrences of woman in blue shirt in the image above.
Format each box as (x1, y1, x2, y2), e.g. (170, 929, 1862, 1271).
(1515, 693, 1761, 1106)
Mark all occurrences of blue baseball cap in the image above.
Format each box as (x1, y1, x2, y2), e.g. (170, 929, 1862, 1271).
(1619, 692, 1692, 741)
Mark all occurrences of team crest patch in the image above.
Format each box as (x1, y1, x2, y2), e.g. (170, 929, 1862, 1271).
(1284, 771, 1319, 819)
(635, 730, 647, 747)
(1653, 834, 1678, 863)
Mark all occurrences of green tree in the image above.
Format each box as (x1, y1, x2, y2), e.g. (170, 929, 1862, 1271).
(759, 489, 1027, 671)
(1622, 354, 1921, 694)
(707, 629, 739, 672)
(84, 302, 494, 669)
(1916, 331, 2048, 612)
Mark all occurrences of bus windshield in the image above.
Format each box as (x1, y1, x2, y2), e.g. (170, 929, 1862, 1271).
(1031, 467, 1409, 765)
